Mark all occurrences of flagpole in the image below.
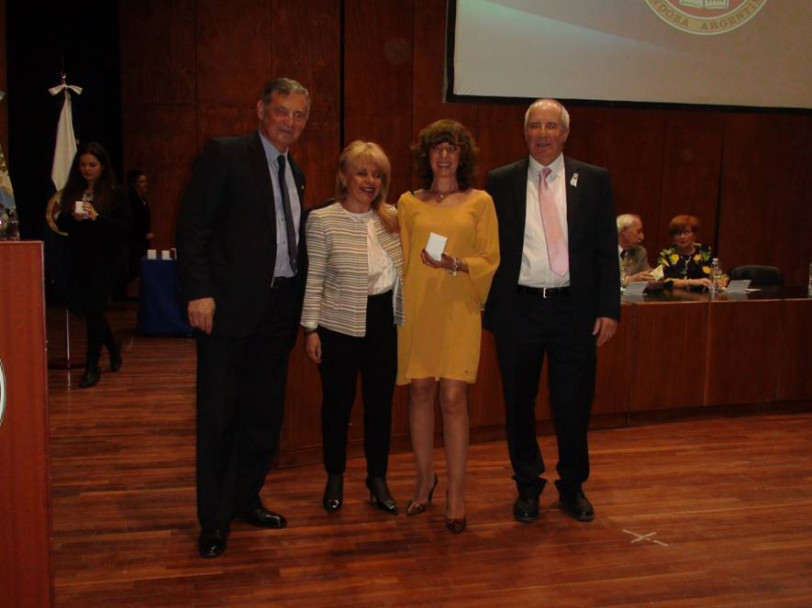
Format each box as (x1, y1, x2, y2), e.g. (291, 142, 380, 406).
(46, 71, 83, 375)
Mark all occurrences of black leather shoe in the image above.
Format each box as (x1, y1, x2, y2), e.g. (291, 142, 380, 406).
(366, 477, 399, 515)
(233, 507, 288, 529)
(558, 490, 594, 522)
(198, 528, 228, 558)
(323, 474, 344, 513)
(513, 493, 540, 523)
(79, 365, 101, 389)
(513, 478, 545, 523)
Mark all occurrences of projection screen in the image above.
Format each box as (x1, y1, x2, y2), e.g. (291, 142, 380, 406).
(448, 0, 812, 109)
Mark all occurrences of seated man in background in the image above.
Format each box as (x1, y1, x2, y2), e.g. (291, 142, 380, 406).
(617, 213, 653, 287)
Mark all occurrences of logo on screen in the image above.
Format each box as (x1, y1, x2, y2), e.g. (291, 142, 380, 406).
(644, 0, 767, 35)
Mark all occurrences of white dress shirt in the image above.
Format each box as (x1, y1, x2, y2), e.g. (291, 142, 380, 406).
(519, 153, 570, 288)
(344, 208, 397, 295)
(260, 133, 302, 278)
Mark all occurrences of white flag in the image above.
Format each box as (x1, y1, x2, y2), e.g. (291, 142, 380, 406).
(49, 82, 83, 190)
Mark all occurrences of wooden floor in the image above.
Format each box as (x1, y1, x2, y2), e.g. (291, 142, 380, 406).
(47, 303, 812, 607)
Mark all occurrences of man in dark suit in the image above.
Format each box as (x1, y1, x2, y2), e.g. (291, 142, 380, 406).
(485, 98, 620, 525)
(122, 169, 152, 295)
(176, 77, 310, 558)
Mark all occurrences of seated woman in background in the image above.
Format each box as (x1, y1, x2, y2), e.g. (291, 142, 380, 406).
(657, 214, 712, 290)
(56, 142, 132, 387)
(301, 141, 403, 516)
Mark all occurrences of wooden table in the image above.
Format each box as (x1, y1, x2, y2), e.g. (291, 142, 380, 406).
(278, 287, 812, 465)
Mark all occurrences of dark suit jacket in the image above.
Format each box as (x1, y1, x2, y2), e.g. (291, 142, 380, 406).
(176, 131, 307, 342)
(128, 188, 151, 257)
(484, 156, 620, 341)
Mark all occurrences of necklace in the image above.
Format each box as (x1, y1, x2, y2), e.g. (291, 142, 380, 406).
(430, 189, 458, 200)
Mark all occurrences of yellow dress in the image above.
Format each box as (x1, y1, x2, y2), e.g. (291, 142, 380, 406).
(396, 190, 500, 385)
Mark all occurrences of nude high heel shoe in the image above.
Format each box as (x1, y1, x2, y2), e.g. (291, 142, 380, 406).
(406, 473, 439, 516)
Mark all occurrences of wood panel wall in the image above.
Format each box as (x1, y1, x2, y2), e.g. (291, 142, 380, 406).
(119, 0, 341, 250)
(120, 0, 812, 285)
(118, 0, 811, 462)
(120, 0, 344, 464)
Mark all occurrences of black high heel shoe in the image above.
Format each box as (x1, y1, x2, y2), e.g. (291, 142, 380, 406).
(444, 489, 467, 533)
(445, 516, 467, 534)
(406, 473, 439, 516)
(79, 363, 101, 388)
(365, 477, 398, 515)
(323, 474, 343, 513)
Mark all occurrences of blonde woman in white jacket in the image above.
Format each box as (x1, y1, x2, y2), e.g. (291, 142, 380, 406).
(301, 141, 404, 515)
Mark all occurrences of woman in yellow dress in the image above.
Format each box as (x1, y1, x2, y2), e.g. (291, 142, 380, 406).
(397, 119, 499, 533)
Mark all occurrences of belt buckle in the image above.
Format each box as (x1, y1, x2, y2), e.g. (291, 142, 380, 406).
(542, 287, 550, 299)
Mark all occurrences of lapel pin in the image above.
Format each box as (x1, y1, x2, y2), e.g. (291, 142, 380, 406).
(570, 173, 579, 188)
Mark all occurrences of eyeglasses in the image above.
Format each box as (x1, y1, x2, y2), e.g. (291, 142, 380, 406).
(430, 144, 459, 155)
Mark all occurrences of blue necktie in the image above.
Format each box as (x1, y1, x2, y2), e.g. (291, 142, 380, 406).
(277, 155, 297, 274)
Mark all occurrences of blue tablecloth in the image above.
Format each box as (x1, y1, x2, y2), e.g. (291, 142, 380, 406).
(137, 258, 194, 336)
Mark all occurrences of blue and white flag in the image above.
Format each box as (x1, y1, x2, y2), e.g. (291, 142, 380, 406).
(0, 143, 13, 211)
(49, 80, 83, 190)
(0, 142, 17, 239)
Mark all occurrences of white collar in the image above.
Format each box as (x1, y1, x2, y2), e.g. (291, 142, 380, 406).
(528, 153, 564, 180)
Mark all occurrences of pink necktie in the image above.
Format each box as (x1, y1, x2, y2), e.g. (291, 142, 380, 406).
(539, 167, 569, 277)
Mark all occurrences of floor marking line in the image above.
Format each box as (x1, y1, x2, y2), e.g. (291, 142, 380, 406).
(622, 528, 669, 547)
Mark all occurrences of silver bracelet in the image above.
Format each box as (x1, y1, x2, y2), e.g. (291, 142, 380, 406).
(448, 257, 459, 277)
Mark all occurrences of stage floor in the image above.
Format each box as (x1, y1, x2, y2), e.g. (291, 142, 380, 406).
(47, 303, 812, 607)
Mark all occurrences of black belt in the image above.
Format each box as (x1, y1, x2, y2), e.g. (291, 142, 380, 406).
(517, 285, 571, 299)
(269, 276, 295, 289)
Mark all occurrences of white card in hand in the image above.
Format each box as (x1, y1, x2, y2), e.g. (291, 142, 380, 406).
(425, 232, 447, 261)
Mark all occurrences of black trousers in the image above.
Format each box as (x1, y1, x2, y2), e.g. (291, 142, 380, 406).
(318, 292, 397, 478)
(195, 281, 298, 531)
(495, 291, 597, 496)
(76, 271, 115, 366)
(85, 310, 113, 366)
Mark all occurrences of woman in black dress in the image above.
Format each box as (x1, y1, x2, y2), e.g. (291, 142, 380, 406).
(657, 214, 713, 291)
(57, 142, 131, 387)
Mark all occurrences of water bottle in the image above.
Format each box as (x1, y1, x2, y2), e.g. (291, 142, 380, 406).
(710, 258, 722, 295)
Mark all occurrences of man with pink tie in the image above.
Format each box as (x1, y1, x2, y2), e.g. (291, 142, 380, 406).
(485, 99, 620, 525)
